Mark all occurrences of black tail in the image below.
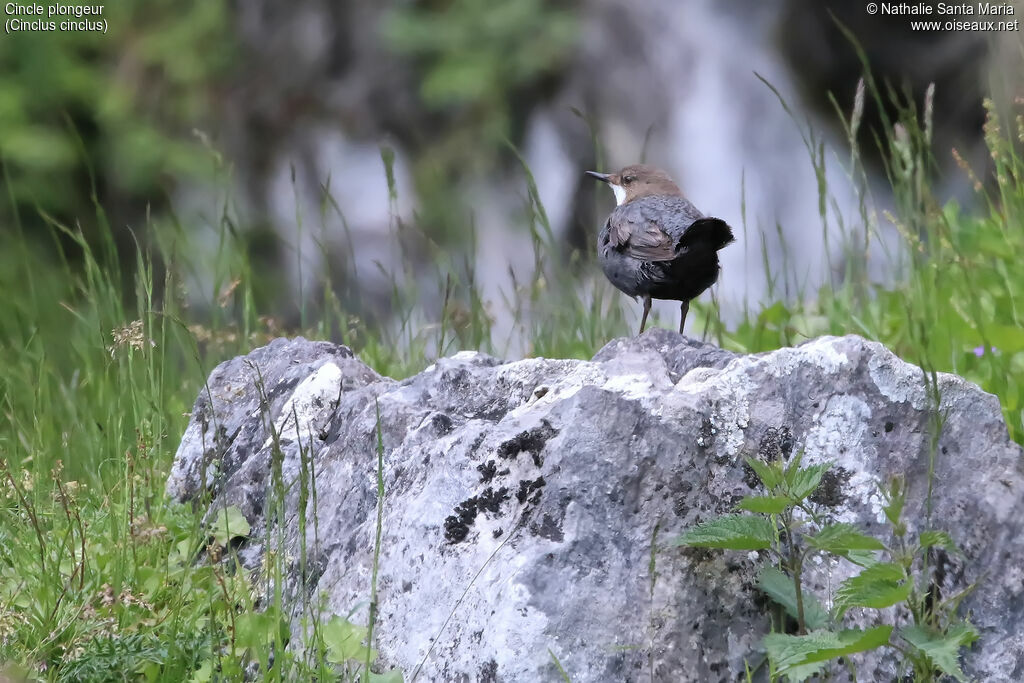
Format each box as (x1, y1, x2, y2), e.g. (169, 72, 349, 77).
(680, 217, 735, 251)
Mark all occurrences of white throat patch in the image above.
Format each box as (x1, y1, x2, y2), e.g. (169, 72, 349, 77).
(611, 184, 626, 206)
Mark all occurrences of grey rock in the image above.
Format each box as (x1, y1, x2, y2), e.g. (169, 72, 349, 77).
(168, 330, 1024, 682)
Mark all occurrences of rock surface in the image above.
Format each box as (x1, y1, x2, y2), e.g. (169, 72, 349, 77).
(168, 331, 1024, 682)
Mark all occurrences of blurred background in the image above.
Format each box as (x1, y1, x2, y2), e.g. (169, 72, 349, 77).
(2, 5, 1024, 676)
(1, 0, 1020, 353)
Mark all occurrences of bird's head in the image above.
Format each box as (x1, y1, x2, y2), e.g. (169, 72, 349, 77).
(585, 165, 682, 206)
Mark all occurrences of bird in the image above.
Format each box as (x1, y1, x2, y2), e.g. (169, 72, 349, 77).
(586, 164, 734, 335)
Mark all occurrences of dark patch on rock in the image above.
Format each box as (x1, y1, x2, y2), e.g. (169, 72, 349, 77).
(673, 496, 690, 517)
(402, 581, 412, 592)
(531, 513, 564, 541)
(516, 477, 546, 504)
(431, 413, 454, 435)
(475, 403, 511, 422)
(884, 420, 895, 433)
(679, 545, 716, 564)
(469, 432, 487, 454)
(440, 367, 471, 395)
(497, 420, 558, 466)
(479, 659, 498, 683)
(477, 460, 497, 483)
(477, 486, 510, 514)
(758, 426, 795, 461)
(493, 527, 503, 538)
(444, 487, 509, 543)
(697, 416, 715, 449)
(925, 546, 966, 616)
(298, 553, 329, 589)
(672, 479, 694, 517)
(444, 497, 480, 544)
(742, 462, 761, 490)
(810, 466, 852, 507)
(751, 585, 773, 613)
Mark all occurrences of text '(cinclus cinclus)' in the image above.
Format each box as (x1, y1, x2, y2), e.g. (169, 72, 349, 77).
(587, 164, 735, 335)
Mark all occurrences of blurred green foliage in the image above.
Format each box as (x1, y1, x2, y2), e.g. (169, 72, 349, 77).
(385, 0, 577, 112)
(384, 0, 578, 188)
(383, 0, 578, 244)
(0, 1, 233, 235)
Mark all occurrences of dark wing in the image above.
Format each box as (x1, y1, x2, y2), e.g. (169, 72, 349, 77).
(638, 195, 704, 243)
(633, 197, 735, 251)
(606, 205, 676, 262)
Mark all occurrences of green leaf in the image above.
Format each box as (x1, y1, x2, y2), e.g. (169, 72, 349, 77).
(757, 566, 828, 630)
(745, 457, 783, 490)
(900, 623, 979, 682)
(788, 462, 832, 501)
(368, 670, 405, 683)
(986, 323, 1024, 352)
(673, 514, 776, 550)
(782, 450, 804, 485)
(847, 562, 904, 581)
(737, 495, 792, 515)
(807, 524, 885, 555)
(764, 626, 893, 677)
(834, 563, 910, 617)
(919, 530, 958, 552)
(881, 477, 906, 528)
(190, 659, 213, 683)
(322, 615, 375, 665)
(844, 549, 881, 568)
(758, 300, 790, 325)
(784, 660, 829, 682)
(233, 612, 274, 651)
(209, 506, 250, 547)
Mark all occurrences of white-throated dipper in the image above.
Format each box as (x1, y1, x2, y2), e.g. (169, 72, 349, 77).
(587, 164, 735, 334)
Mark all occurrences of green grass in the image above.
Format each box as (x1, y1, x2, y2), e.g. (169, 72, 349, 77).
(1, 86, 1023, 680)
(725, 90, 1024, 444)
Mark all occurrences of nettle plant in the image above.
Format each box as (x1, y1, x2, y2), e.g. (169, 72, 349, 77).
(674, 453, 978, 682)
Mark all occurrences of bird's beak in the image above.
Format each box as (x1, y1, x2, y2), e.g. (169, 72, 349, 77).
(586, 171, 611, 183)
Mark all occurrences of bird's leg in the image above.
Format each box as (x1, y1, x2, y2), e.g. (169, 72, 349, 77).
(639, 295, 652, 334)
(679, 300, 689, 334)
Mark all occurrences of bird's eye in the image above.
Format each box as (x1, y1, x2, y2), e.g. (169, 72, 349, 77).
(623, 175, 637, 185)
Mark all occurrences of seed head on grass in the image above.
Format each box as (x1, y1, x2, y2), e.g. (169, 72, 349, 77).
(108, 320, 154, 357)
(951, 148, 983, 193)
(217, 277, 241, 308)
